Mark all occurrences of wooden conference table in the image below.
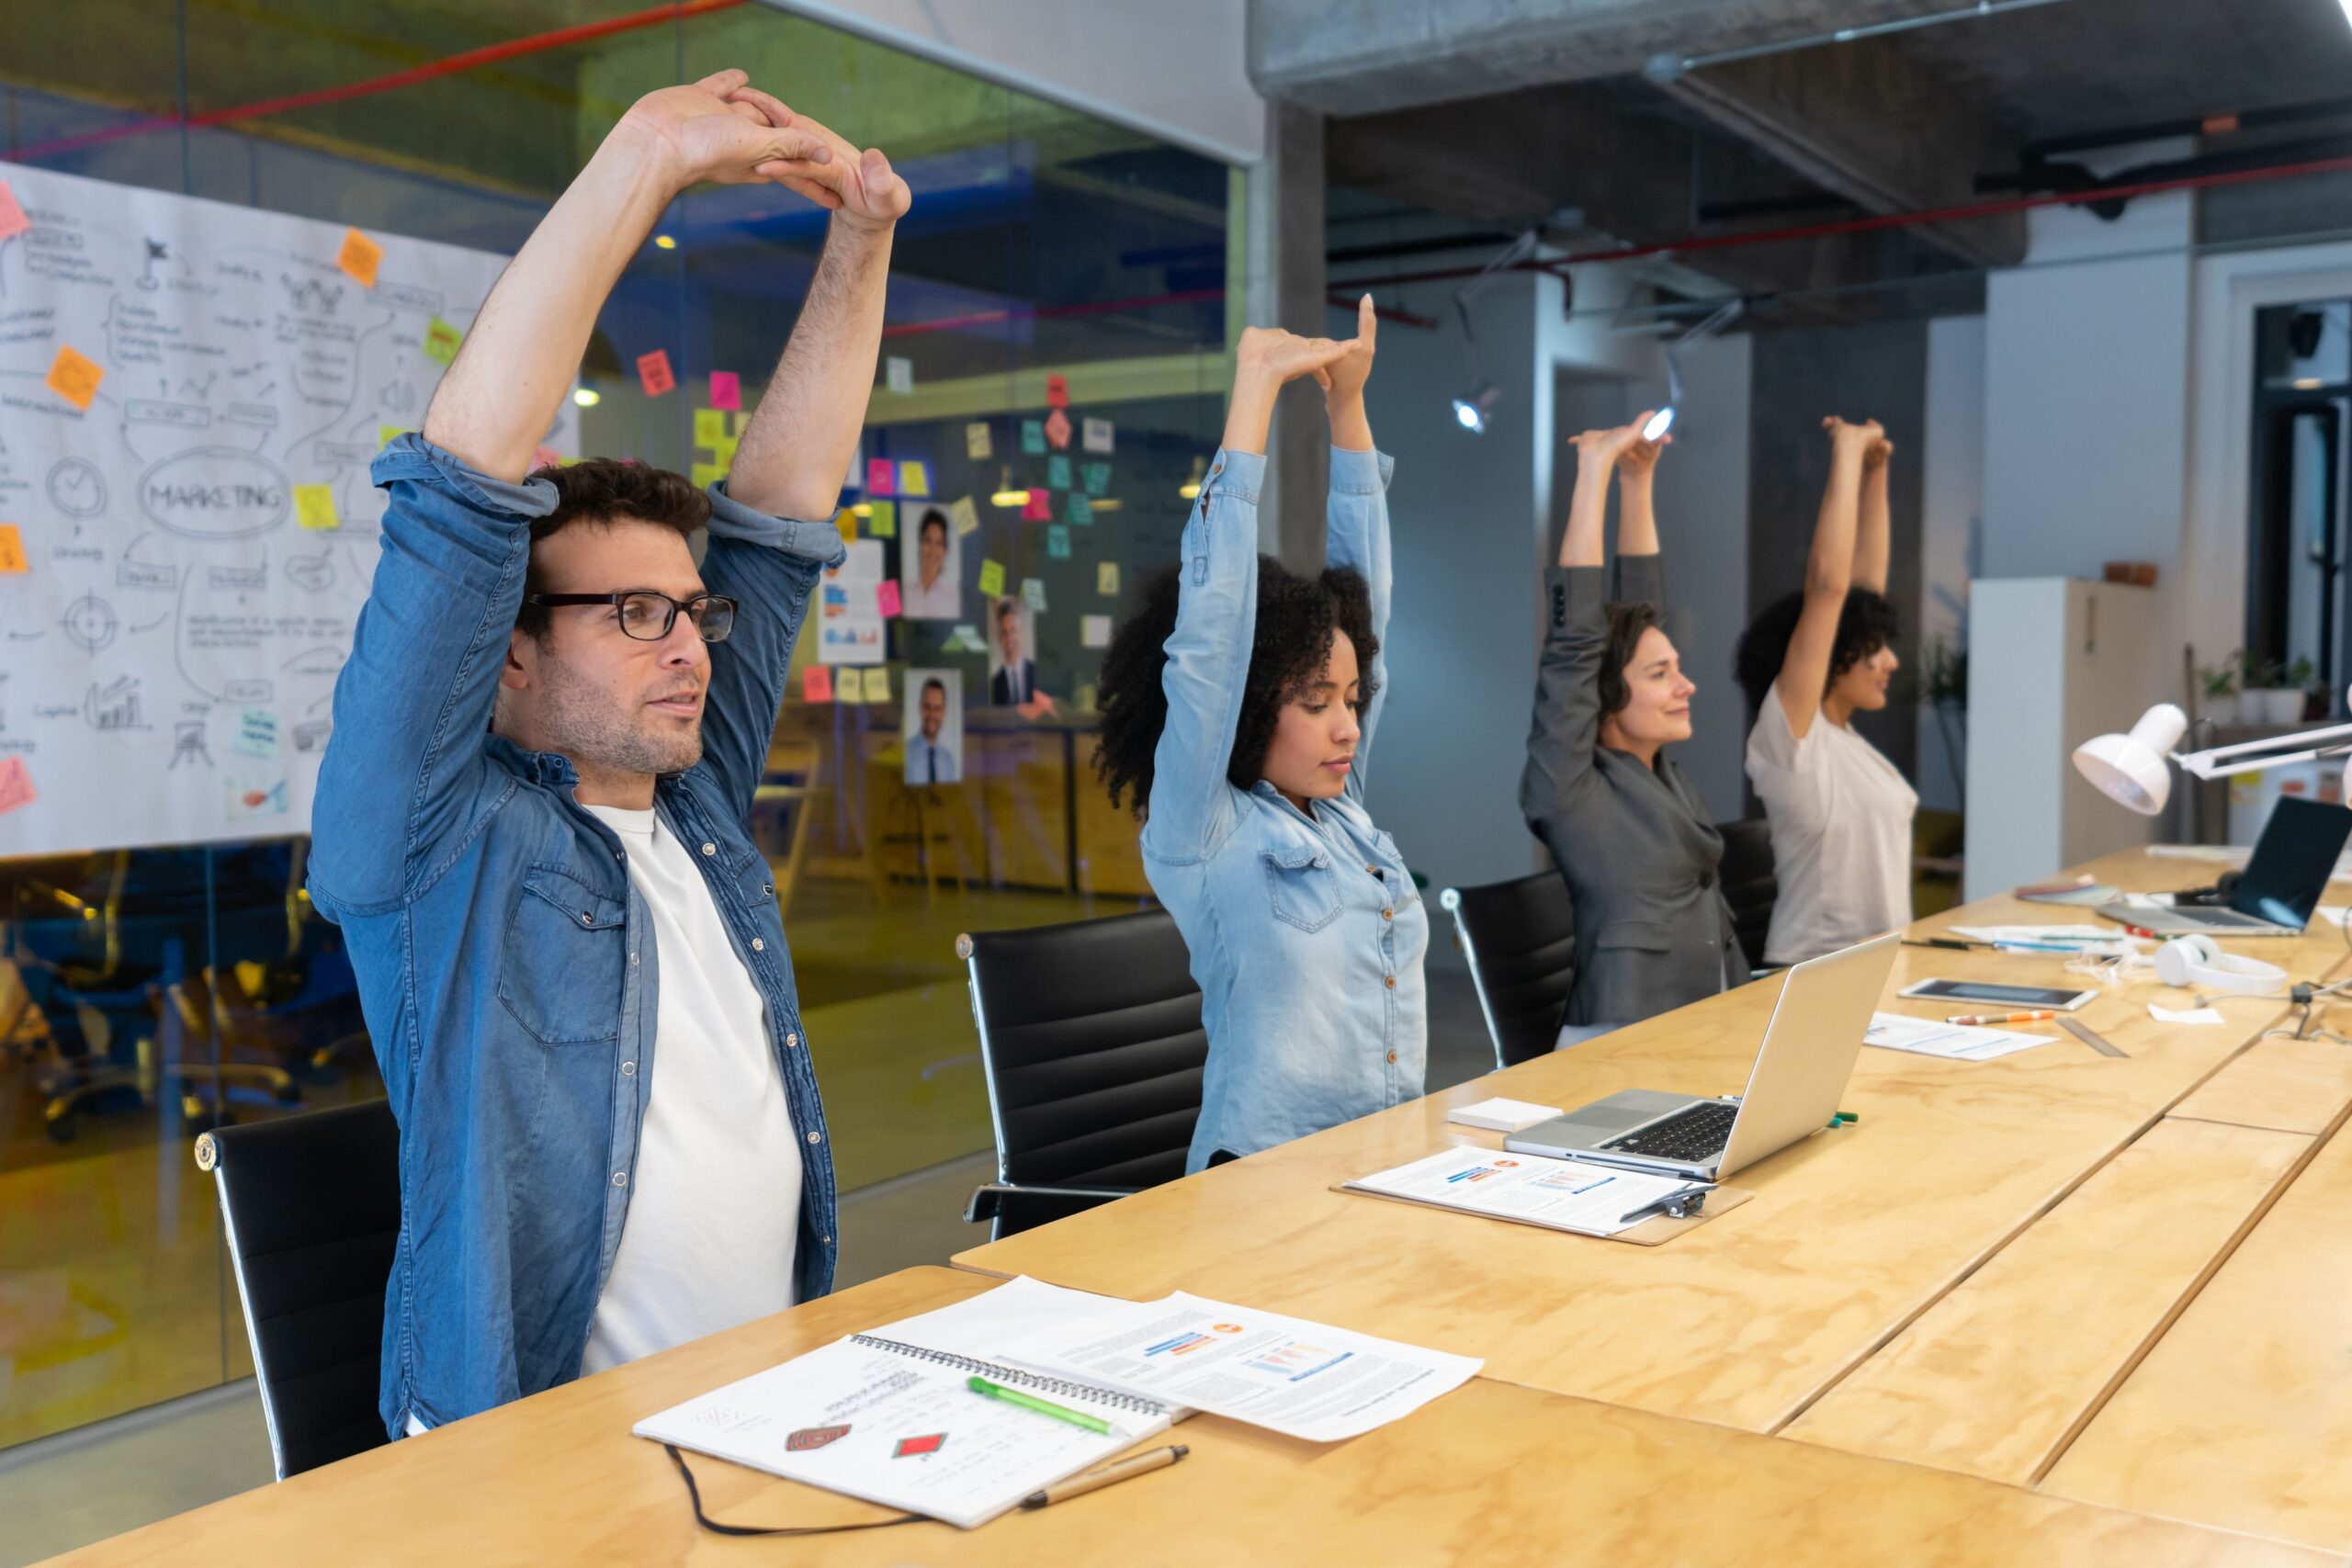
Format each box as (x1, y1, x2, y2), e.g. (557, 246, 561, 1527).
(49, 848, 2352, 1562)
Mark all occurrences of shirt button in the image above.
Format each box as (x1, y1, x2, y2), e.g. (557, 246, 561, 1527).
(701, 841, 717, 856)
(1386, 1050, 1398, 1064)
(611, 1171, 628, 1187)
(786, 1032, 799, 1048)
(820, 1235, 832, 1247)
(806, 1130, 822, 1145)
(621, 1061, 637, 1076)
(581, 912, 594, 926)
(752, 937, 765, 952)
(630, 952, 639, 965)
(1384, 975, 1396, 990)
(1382, 908, 1393, 920)
(763, 883, 774, 896)
(1366, 864, 1379, 875)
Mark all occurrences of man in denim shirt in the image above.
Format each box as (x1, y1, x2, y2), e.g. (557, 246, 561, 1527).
(308, 71, 909, 1438)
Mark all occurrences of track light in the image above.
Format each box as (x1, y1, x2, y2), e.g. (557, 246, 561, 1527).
(1453, 384, 1500, 434)
(572, 387, 600, 407)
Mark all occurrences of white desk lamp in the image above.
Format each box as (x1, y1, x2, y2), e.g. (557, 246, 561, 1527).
(2073, 695, 2352, 815)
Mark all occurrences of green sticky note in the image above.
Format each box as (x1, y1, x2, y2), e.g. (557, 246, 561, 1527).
(379, 424, 410, 449)
(867, 500, 897, 537)
(1021, 419, 1046, 456)
(1046, 525, 1071, 559)
(1066, 492, 1093, 525)
(691, 462, 723, 489)
(978, 558, 1006, 596)
(1022, 577, 1048, 613)
(1046, 454, 1071, 491)
(423, 315, 462, 367)
(693, 408, 728, 447)
(1083, 462, 1111, 497)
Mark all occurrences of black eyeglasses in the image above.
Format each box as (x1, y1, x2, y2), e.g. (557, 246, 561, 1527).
(525, 591, 737, 643)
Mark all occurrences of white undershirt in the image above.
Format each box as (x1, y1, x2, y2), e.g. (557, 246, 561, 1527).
(575, 804, 802, 1375)
(1747, 686, 1917, 965)
(407, 810, 801, 1436)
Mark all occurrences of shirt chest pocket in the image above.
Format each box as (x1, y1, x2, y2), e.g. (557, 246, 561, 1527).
(497, 864, 627, 1045)
(1261, 840, 1343, 933)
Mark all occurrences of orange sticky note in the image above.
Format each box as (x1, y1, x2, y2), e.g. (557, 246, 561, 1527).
(1046, 373, 1069, 409)
(802, 665, 834, 703)
(336, 227, 383, 288)
(637, 349, 675, 397)
(0, 755, 33, 817)
(46, 344, 103, 411)
(0, 525, 25, 573)
(0, 180, 28, 242)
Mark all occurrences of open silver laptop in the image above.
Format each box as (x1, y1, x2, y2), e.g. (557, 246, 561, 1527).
(1503, 933, 1899, 1181)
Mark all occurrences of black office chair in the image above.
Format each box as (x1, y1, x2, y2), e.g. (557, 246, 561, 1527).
(956, 909, 1206, 1239)
(195, 1099, 400, 1479)
(1439, 870, 1577, 1070)
(1715, 818, 1780, 975)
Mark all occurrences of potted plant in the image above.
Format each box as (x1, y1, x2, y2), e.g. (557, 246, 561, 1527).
(2288, 654, 2323, 724)
(2198, 656, 2241, 726)
(2240, 650, 2305, 726)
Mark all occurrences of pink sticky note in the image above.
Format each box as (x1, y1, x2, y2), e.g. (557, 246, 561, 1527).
(637, 350, 675, 397)
(0, 755, 34, 816)
(708, 370, 741, 412)
(865, 457, 896, 496)
(531, 445, 562, 471)
(876, 580, 902, 619)
(0, 181, 28, 243)
(802, 665, 834, 703)
(1046, 373, 1069, 410)
(1022, 489, 1051, 522)
(1044, 408, 1072, 450)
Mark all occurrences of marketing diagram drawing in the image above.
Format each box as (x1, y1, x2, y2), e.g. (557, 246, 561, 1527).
(0, 161, 567, 855)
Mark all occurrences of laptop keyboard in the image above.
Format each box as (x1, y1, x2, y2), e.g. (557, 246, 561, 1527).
(2177, 907, 2275, 929)
(1599, 1100, 1738, 1164)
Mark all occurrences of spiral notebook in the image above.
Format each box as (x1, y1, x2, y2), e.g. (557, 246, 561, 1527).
(632, 1278, 1176, 1530)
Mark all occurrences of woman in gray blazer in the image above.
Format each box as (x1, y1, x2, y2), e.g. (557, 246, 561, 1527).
(1521, 414, 1745, 1045)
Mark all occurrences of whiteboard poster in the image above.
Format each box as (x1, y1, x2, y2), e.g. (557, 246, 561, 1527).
(817, 538, 887, 665)
(0, 161, 561, 856)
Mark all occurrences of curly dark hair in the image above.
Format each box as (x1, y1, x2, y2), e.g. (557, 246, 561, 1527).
(515, 457, 710, 642)
(1094, 557, 1379, 819)
(1598, 602, 1666, 719)
(1734, 587, 1900, 713)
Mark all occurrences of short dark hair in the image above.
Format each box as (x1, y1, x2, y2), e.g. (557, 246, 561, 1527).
(1734, 587, 1901, 713)
(1093, 558, 1379, 819)
(996, 598, 1021, 624)
(919, 508, 947, 542)
(922, 677, 946, 700)
(1598, 602, 1666, 719)
(515, 457, 709, 641)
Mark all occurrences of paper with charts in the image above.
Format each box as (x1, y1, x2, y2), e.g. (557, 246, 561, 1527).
(0, 162, 561, 854)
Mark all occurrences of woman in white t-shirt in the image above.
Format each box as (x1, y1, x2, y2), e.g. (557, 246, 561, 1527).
(1734, 416, 1917, 965)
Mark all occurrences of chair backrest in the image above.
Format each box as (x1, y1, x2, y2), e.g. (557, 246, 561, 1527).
(1715, 818, 1779, 972)
(958, 908, 1206, 1193)
(195, 1099, 400, 1480)
(1439, 870, 1577, 1070)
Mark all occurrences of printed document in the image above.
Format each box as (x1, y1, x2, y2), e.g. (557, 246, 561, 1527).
(1343, 1145, 1702, 1237)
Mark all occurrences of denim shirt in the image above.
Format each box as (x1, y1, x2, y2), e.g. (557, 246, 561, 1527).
(1141, 446, 1428, 1173)
(308, 435, 846, 1439)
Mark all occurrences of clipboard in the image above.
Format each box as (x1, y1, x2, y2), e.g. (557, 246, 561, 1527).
(1331, 1179, 1755, 1247)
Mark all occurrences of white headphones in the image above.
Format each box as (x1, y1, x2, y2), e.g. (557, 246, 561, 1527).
(2154, 935, 2286, 996)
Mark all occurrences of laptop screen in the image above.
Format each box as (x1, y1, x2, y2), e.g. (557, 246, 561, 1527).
(2233, 796, 2352, 928)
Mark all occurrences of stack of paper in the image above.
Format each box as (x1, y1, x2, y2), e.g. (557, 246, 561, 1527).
(1865, 1012, 2054, 1061)
(1342, 1145, 1704, 1238)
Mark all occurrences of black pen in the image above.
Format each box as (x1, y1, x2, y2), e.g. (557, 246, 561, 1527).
(1620, 1184, 1710, 1224)
(1903, 937, 1983, 952)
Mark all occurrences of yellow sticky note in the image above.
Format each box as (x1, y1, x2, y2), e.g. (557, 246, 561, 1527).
(899, 460, 931, 498)
(0, 524, 26, 574)
(710, 435, 739, 468)
(835, 508, 859, 543)
(379, 424, 410, 449)
(336, 227, 383, 288)
(1098, 561, 1120, 596)
(867, 500, 896, 538)
(978, 558, 1006, 597)
(693, 408, 727, 447)
(292, 484, 339, 531)
(861, 666, 889, 705)
(422, 315, 462, 367)
(46, 344, 103, 411)
(950, 496, 979, 536)
(691, 462, 723, 489)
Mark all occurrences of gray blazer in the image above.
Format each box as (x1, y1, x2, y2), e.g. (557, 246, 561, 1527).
(1521, 555, 1744, 1028)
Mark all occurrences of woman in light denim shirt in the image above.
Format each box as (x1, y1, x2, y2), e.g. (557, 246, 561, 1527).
(1095, 299, 1428, 1173)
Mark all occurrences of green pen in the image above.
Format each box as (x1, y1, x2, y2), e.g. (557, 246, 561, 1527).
(967, 1374, 1113, 1435)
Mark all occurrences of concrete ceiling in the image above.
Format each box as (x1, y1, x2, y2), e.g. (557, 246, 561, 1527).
(1267, 0, 2352, 318)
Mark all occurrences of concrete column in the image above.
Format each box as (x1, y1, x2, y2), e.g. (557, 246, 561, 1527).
(1240, 100, 1328, 568)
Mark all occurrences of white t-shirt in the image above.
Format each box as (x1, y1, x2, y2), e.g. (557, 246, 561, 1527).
(576, 803, 802, 1376)
(1746, 687, 1917, 965)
